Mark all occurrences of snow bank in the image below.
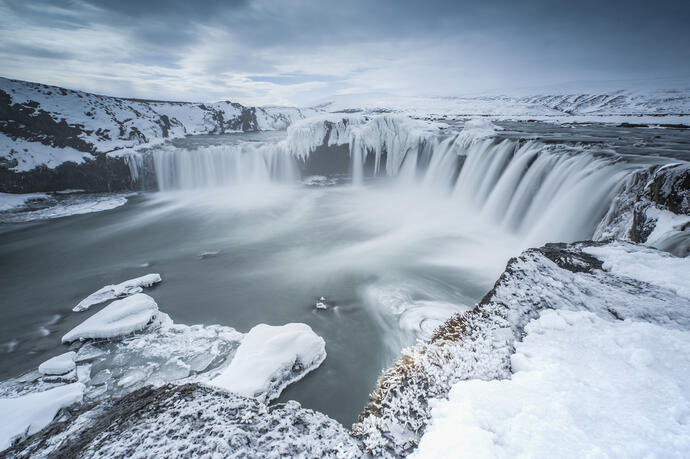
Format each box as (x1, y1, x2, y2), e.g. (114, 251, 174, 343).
(0, 192, 49, 211)
(38, 352, 76, 376)
(74, 273, 162, 312)
(585, 243, 690, 298)
(0, 194, 129, 223)
(62, 293, 159, 343)
(0, 383, 84, 452)
(211, 323, 326, 403)
(414, 309, 690, 458)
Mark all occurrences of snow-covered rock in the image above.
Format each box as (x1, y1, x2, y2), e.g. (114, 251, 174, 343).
(73, 273, 162, 312)
(211, 323, 326, 403)
(62, 293, 160, 343)
(3, 383, 360, 458)
(38, 352, 76, 376)
(594, 162, 690, 257)
(352, 240, 690, 456)
(413, 308, 690, 458)
(0, 382, 84, 452)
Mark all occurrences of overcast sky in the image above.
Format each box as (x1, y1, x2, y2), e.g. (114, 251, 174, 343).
(1, 0, 689, 106)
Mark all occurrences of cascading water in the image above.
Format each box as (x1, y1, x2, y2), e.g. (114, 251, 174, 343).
(128, 115, 680, 249)
(150, 143, 300, 190)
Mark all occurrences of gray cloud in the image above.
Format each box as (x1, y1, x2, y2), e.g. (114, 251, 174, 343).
(0, 0, 688, 105)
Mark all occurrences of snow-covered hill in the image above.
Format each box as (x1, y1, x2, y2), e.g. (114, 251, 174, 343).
(310, 81, 690, 122)
(0, 77, 311, 173)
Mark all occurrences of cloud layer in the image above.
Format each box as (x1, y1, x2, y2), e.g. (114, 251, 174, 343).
(1, 0, 688, 105)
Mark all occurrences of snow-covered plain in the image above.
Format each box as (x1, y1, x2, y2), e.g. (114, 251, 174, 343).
(312, 81, 690, 123)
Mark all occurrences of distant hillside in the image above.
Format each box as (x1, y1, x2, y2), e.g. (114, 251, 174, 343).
(0, 77, 311, 172)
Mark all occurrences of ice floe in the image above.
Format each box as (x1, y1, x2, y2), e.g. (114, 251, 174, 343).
(73, 273, 162, 312)
(211, 323, 326, 403)
(38, 351, 76, 376)
(0, 382, 84, 451)
(63, 293, 160, 343)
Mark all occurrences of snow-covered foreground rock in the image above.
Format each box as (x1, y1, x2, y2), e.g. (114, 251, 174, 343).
(3, 383, 360, 458)
(414, 309, 690, 458)
(0, 383, 84, 452)
(73, 274, 162, 312)
(352, 240, 690, 456)
(62, 293, 160, 343)
(211, 323, 326, 403)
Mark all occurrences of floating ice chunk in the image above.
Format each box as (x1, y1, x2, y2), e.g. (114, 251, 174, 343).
(63, 293, 159, 343)
(210, 323, 326, 403)
(0, 383, 84, 452)
(315, 296, 330, 310)
(73, 274, 162, 312)
(38, 352, 76, 376)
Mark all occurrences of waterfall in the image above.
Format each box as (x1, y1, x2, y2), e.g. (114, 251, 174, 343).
(128, 115, 686, 250)
(149, 143, 300, 190)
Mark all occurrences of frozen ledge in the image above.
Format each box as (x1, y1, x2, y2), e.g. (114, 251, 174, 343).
(352, 240, 690, 457)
